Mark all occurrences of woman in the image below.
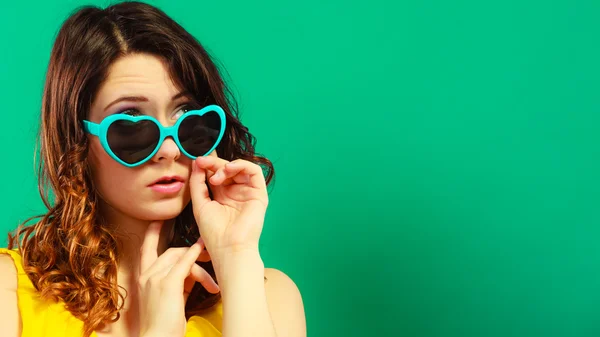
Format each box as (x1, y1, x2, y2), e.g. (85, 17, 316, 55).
(0, 2, 305, 337)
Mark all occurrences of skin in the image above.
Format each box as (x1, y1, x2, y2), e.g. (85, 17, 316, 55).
(0, 53, 306, 337)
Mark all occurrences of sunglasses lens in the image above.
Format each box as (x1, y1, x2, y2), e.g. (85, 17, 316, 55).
(178, 111, 222, 157)
(107, 120, 160, 165)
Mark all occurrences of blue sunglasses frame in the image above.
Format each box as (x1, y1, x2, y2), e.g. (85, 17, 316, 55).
(83, 104, 226, 167)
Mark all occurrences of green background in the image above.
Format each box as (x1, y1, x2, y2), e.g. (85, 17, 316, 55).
(1, 0, 599, 336)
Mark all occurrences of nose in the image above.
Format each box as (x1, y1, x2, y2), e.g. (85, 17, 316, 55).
(151, 136, 181, 163)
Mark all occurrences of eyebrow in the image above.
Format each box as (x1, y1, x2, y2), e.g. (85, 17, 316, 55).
(104, 92, 191, 112)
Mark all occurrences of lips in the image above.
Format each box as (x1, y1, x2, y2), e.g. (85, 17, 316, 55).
(150, 175, 185, 186)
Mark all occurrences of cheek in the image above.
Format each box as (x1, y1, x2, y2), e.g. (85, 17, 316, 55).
(86, 138, 192, 221)
(88, 140, 136, 195)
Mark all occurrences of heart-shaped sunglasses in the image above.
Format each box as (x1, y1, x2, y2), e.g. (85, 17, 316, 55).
(83, 104, 226, 167)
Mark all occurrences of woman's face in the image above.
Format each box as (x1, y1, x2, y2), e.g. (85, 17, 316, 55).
(87, 53, 213, 223)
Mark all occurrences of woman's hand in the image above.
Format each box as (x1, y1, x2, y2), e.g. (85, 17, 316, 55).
(138, 221, 220, 337)
(189, 154, 269, 261)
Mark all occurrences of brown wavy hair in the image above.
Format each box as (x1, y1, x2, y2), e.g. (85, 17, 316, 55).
(6, 2, 274, 336)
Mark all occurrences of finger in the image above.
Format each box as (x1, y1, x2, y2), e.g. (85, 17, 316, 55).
(140, 221, 163, 273)
(219, 159, 266, 189)
(142, 245, 204, 278)
(196, 237, 211, 262)
(164, 241, 204, 287)
(210, 161, 250, 186)
(183, 264, 220, 303)
(149, 243, 202, 288)
(190, 158, 213, 210)
(217, 184, 268, 204)
(189, 264, 220, 294)
(195, 156, 230, 181)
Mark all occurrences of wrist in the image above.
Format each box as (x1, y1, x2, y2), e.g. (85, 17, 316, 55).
(212, 249, 265, 288)
(211, 245, 260, 268)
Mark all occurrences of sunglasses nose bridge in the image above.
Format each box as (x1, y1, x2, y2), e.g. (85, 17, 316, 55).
(162, 124, 178, 139)
(161, 124, 181, 147)
(150, 125, 182, 163)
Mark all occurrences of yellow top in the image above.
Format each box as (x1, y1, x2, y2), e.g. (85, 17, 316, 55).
(0, 248, 222, 337)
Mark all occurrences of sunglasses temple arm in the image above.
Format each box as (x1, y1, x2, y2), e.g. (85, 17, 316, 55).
(82, 120, 100, 136)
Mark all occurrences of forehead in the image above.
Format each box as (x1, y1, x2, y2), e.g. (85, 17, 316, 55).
(102, 53, 180, 93)
(90, 54, 182, 114)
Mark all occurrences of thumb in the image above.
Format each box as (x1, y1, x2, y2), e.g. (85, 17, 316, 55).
(190, 158, 211, 210)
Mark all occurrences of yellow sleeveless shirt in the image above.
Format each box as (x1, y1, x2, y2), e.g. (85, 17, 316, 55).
(0, 248, 222, 337)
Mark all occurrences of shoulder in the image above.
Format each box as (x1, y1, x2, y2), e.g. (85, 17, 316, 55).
(264, 268, 299, 290)
(0, 250, 18, 290)
(264, 268, 306, 337)
(264, 268, 303, 306)
(0, 249, 21, 337)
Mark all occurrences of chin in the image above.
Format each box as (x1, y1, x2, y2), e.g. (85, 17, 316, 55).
(140, 198, 188, 220)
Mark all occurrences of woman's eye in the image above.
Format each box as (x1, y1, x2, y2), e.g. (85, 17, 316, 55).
(119, 108, 142, 116)
(172, 104, 192, 120)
